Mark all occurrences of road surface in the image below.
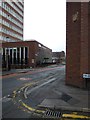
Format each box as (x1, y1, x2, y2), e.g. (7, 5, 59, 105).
(1, 65, 65, 118)
(1, 65, 90, 119)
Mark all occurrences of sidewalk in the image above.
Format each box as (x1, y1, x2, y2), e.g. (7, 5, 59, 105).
(2, 64, 62, 76)
(2, 68, 34, 76)
(38, 76, 90, 113)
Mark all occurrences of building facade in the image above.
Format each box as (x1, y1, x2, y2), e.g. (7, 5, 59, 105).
(66, 2, 90, 88)
(52, 51, 65, 64)
(0, 0, 24, 42)
(2, 40, 52, 69)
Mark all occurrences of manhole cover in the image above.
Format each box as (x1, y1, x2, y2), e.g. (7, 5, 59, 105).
(60, 93, 72, 102)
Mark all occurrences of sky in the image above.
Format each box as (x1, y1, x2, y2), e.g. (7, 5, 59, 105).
(24, 0, 66, 52)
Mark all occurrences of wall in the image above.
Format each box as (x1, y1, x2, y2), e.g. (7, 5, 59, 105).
(35, 43, 52, 65)
(66, 2, 81, 87)
(66, 2, 89, 88)
(2, 41, 52, 68)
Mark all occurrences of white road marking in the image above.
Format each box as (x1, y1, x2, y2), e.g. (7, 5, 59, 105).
(18, 91, 21, 93)
(2, 98, 11, 102)
(19, 78, 32, 81)
(0, 95, 11, 102)
(27, 78, 56, 95)
(3, 96, 7, 99)
(7, 95, 10, 97)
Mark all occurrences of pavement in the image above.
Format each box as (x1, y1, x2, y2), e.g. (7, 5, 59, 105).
(2, 64, 59, 76)
(2, 68, 34, 76)
(2, 65, 90, 116)
(38, 81, 90, 113)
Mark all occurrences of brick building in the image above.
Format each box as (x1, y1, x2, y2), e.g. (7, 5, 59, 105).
(66, 2, 90, 88)
(52, 51, 65, 63)
(0, 1, 24, 42)
(2, 40, 52, 69)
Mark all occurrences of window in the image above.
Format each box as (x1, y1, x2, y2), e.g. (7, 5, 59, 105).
(0, 10, 2, 15)
(0, 2, 1, 7)
(0, 18, 2, 23)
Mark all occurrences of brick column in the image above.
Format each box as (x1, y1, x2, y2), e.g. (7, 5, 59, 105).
(80, 3, 89, 88)
(66, 2, 81, 87)
(66, 2, 89, 88)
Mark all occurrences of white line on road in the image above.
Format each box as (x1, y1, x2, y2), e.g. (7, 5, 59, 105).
(2, 98, 11, 102)
(27, 78, 56, 95)
(0, 95, 11, 102)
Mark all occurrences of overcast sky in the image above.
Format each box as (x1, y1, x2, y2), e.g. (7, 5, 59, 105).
(24, 0, 66, 52)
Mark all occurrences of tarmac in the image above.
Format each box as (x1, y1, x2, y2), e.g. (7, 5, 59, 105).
(1, 65, 90, 115)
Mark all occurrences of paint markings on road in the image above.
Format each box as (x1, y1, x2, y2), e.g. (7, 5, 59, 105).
(62, 113, 90, 119)
(0, 95, 11, 102)
(2, 97, 11, 102)
(19, 77, 32, 81)
(27, 78, 56, 95)
(21, 101, 45, 113)
(7, 95, 10, 97)
(18, 91, 21, 94)
(3, 96, 7, 99)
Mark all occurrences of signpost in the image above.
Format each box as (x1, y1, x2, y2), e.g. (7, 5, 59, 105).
(83, 74, 90, 89)
(83, 74, 90, 79)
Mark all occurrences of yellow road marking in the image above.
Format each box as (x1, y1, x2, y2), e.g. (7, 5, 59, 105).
(12, 81, 45, 115)
(62, 113, 90, 119)
(12, 91, 17, 98)
(12, 81, 90, 119)
(21, 101, 45, 113)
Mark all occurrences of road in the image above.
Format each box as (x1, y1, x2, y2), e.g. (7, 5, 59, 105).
(2, 65, 65, 118)
(0, 65, 90, 120)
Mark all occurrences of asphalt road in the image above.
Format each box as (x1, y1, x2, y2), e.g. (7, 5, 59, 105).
(2, 65, 65, 118)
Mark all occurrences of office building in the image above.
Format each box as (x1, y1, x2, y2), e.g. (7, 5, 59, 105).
(2, 40, 52, 68)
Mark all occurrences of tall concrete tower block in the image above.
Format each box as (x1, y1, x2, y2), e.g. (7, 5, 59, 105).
(0, 1, 24, 42)
(66, 2, 90, 88)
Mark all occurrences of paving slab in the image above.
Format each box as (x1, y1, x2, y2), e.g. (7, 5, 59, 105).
(38, 98, 70, 108)
(38, 98, 90, 112)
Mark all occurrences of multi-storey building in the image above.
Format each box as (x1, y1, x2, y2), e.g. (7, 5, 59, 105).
(66, 2, 90, 88)
(0, 0, 24, 42)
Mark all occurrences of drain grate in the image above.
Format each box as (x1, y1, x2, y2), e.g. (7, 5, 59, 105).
(45, 110, 61, 118)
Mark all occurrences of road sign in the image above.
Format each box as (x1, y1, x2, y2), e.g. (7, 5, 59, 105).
(83, 74, 90, 79)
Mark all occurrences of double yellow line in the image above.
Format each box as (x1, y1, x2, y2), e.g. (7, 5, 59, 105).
(21, 101, 45, 114)
(12, 82, 90, 119)
(62, 113, 90, 119)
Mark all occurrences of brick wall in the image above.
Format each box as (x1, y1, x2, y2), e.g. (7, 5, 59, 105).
(2, 41, 52, 68)
(66, 2, 89, 88)
(88, 2, 90, 73)
(80, 3, 88, 87)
